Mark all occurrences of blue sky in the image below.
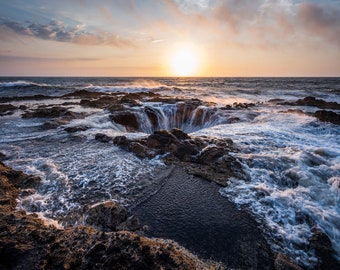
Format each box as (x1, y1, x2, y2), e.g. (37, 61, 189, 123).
(1, 0, 339, 76)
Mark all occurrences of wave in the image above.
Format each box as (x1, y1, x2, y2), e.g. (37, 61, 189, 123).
(0, 80, 50, 88)
(83, 80, 170, 93)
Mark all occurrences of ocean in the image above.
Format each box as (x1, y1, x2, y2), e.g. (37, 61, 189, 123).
(0, 77, 339, 268)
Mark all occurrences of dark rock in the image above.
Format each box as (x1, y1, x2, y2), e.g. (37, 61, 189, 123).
(175, 101, 201, 124)
(110, 111, 139, 131)
(0, 94, 51, 103)
(0, 162, 223, 270)
(0, 152, 7, 161)
(95, 133, 113, 143)
(274, 253, 303, 270)
(193, 146, 226, 164)
(106, 104, 126, 113)
(0, 163, 19, 210)
(80, 96, 119, 108)
(233, 102, 256, 109)
(285, 109, 305, 115)
(314, 110, 340, 125)
(207, 137, 234, 148)
(0, 162, 40, 190)
(309, 227, 340, 270)
(145, 107, 159, 128)
(113, 136, 129, 150)
(21, 106, 72, 118)
(43, 118, 71, 129)
(111, 129, 244, 186)
(64, 126, 89, 133)
(120, 95, 142, 106)
(117, 215, 141, 231)
(297, 96, 340, 110)
(171, 128, 191, 140)
(227, 117, 241, 123)
(85, 200, 127, 231)
(284, 96, 340, 110)
(172, 140, 200, 161)
(63, 90, 103, 98)
(147, 130, 179, 149)
(126, 215, 141, 231)
(128, 142, 147, 158)
(0, 104, 17, 116)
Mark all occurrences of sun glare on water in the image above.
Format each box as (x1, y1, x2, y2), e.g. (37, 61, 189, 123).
(169, 44, 200, 76)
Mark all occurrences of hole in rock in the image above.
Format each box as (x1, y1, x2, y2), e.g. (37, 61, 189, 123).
(110, 102, 220, 133)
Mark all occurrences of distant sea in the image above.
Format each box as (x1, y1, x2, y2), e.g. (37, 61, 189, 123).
(0, 77, 339, 268)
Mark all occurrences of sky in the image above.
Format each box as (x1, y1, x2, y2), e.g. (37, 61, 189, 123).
(0, 0, 339, 77)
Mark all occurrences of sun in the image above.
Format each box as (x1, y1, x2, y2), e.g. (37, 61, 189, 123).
(169, 44, 200, 76)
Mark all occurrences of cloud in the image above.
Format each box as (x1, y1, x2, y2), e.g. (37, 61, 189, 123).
(209, 0, 340, 49)
(0, 55, 101, 62)
(213, 0, 262, 32)
(0, 19, 133, 47)
(173, 0, 211, 13)
(297, 2, 340, 46)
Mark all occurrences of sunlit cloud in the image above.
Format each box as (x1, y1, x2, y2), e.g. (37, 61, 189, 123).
(297, 2, 340, 46)
(0, 0, 339, 76)
(0, 19, 133, 47)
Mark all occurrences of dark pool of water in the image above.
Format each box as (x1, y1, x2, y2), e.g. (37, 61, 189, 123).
(131, 167, 274, 269)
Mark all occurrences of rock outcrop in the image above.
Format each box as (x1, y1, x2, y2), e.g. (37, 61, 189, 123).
(85, 201, 128, 231)
(280, 97, 340, 125)
(314, 110, 340, 125)
(283, 96, 340, 110)
(0, 162, 223, 270)
(104, 128, 246, 186)
(0, 104, 17, 116)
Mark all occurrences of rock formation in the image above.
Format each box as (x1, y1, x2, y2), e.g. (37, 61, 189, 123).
(0, 162, 223, 270)
(97, 128, 247, 186)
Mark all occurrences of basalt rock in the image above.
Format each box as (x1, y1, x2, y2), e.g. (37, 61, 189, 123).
(95, 133, 113, 143)
(0, 162, 223, 270)
(171, 127, 191, 140)
(0, 152, 7, 161)
(0, 104, 17, 116)
(147, 130, 180, 150)
(80, 96, 119, 108)
(274, 253, 303, 270)
(109, 111, 139, 131)
(283, 96, 340, 110)
(309, 227, 340, 270)
(314, 110, 340, 125)
(0, 94, 51, 103)
(112, 129, 245, 186)
(62, 90, 103, 99)
(85, 201, 127, 231)
(0, 162, 40, 190)
(64, 126, 89, 133)
(21, 106, 72, 118)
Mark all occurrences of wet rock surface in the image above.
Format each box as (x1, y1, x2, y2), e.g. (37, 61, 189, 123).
(0, 89, 260, 133)
(0, 104, 17, 116)
(279, 96, 340, 125)
(283, 96, 340, 110)
(85, 200, 128, 231)
(0, 162, 223, 270)
(132, 166, 275, 269)
(21, 106, 77, 119)
(309, 227, 340, 270)
(110, 128, 245, 186)
(314, 110, 340, 125)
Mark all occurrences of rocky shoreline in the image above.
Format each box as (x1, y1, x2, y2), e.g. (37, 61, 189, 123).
(1, 90, 340, 269)
(0, 161, 224, 270)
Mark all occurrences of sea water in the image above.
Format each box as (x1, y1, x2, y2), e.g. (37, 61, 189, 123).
(0, 77, 339, 268)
